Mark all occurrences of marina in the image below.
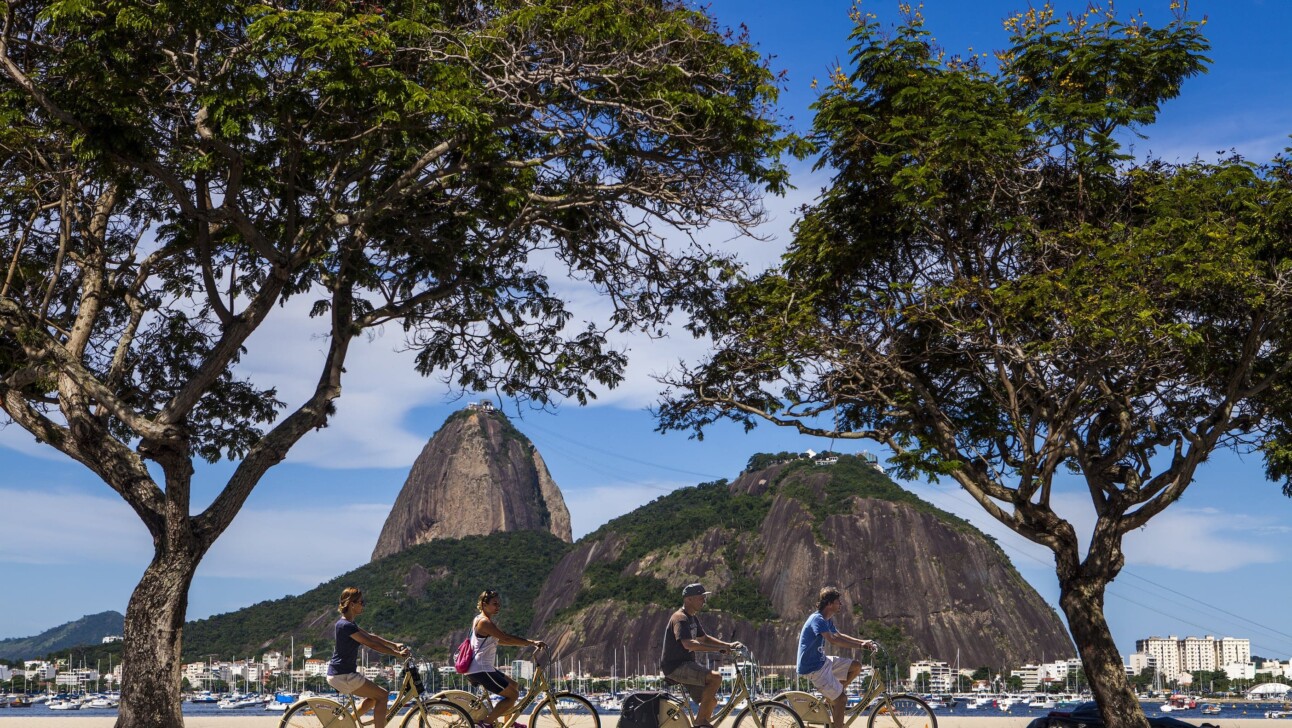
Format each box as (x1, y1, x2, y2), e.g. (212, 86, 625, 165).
(2, 691, 1292, 722)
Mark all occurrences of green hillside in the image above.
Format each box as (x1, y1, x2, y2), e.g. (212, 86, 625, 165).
(0, 611, 123, 661)
(182, 530, 570, 661)
(558, 454, 1003, 621)
(179, 453, 1012, 662)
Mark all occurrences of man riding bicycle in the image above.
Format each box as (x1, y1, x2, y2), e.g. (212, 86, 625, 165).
(796, 587, 877, 728)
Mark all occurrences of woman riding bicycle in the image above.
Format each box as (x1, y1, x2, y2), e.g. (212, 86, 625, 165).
(326, 586, 411, 728)
(466, 589, 548, 728)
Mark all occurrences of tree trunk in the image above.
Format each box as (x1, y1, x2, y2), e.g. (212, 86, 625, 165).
(115, 542, 201, 728)
(1060, 578, 1149, 728)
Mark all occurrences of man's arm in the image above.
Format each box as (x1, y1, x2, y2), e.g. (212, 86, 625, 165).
(824, 632, 877, 651)
(690, 634, 743, 652)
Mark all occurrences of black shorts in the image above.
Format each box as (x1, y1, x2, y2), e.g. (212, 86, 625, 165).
(466, 670, 513, 695)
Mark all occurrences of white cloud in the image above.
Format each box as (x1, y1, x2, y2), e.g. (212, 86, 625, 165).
(200, 502, 389, 588)
(0, 485, 388, 589)
(0, 487, 152, 566)
(1123, 507, 1281, 573)
(904, 481, 1284, 576)
(0, 168, 824, 473)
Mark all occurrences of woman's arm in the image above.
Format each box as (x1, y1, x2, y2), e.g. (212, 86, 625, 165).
(352, 627, 409, 656)
(475, 616, 547, 650)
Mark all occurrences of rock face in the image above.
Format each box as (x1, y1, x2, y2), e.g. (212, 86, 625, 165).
(371, 407, 572, 561)
(528, 457, 1072, 674)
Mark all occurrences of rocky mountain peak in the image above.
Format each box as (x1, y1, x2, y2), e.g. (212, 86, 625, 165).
(370, 405, 572, 561)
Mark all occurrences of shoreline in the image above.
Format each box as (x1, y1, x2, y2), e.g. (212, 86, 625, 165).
(0, 717, 1283, 727)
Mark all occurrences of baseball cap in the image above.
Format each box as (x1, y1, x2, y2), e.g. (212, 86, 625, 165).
(682, 583, 711, 597)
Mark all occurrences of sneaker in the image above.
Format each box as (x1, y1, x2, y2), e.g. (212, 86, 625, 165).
(476, 722, 494, 728)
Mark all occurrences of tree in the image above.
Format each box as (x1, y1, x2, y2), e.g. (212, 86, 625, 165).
(659, 5, 1292, 728)
(0, 1, 794, 725)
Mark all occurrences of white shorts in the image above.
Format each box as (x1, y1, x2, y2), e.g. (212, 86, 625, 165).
(805, 656, 855, 701)
(326, 672, 368, 695)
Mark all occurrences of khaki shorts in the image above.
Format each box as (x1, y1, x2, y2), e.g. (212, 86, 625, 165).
(665, 662, 712, 703)
(805, 656, 855, 702)
(326, 672, 369, 695)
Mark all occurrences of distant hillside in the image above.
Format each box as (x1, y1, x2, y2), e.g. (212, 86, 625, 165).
(529, 455, 1074, 672)
(182, 530, 570, 661)
(0, 611, 123, 661)
(181, 453, 1072, 674)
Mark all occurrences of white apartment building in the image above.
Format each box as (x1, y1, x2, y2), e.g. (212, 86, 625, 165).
(184, 662, 209, 685)
(1182, 637, 1217, 673)
(1135, 635, 1252, 681)
(55, 668, 97, 689)
(1225, 663, 1256, 680)
(304, 659, 327, 677)
(24, 661, 56, 680)
(1257, 660, 1291, 678)
(1128, 652, 1157, 676)
(0, 665, 10, 681)
(1137, 637, 1183, 681)
(909, 661, 955, 691)
(262, 651, 287, 671)
(1220, 638, 1252, 667)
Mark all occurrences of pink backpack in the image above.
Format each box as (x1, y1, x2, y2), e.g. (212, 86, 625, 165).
(453, 636, 474, 674)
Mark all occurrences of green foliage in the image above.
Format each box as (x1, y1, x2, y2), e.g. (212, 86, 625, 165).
(0, 611, 124, 662)
(2, 0, 796, 718)
(182, 531, 570, 661)
(777, 456, 979, 537)
(657, 6, 1282, 720)
(744, 451, 804, 471)
(561, 479, 775, 621)
(582, 479, 769, 555)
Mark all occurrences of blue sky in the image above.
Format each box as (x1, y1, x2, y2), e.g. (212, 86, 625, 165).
(3, 0, 1292, 666)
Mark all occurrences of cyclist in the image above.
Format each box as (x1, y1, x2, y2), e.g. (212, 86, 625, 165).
(796, 587, 877, 728)
(660, 583, 743, 728)
(466, 589, 548, 728)
(326, 587, 411, 728)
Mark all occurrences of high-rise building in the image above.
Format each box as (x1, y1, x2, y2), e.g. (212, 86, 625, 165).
(1134, 635, 1252, 682)
(1218, 638, 1251, 668)
(1136, 637, 1182, 681)
(1182, 636, 1217, 673)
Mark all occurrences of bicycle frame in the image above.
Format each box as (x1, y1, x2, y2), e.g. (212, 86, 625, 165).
(774, 646, 926, 728)
(435, 648, 556, 728)
(289, 658, 431, 727)
(671, 651, 757, 726)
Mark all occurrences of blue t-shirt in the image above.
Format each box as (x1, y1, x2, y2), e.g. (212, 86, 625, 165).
(796, 612, 838, 675)
(327, 618, 360, 675)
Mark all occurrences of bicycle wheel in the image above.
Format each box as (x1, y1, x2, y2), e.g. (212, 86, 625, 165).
(734, 700, 806, 728)
(280, 698, 355, 728)
(529, 692, 601, 728)
(865, 694, 936, 728)
(400, 699, 476, 728)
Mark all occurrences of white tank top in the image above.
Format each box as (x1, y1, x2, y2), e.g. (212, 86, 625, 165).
(468, 617, 497, 673)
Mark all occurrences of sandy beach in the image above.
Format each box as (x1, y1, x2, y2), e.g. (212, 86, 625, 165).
(0, 717, 1283, 727)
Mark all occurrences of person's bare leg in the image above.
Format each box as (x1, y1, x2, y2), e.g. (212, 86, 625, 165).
(486, 682, 519, 723)
(846, 660, 861, 688)
(354, 680, 391, 728)
(832, 693, 846, 728)
(696, 671, 721, 725)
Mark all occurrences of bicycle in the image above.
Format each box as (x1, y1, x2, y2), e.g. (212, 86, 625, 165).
(657, 647, 805, 728)
(279, 657, 474, 728)
(431, 646, 601, 728)
(773, 645, 936, 728)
